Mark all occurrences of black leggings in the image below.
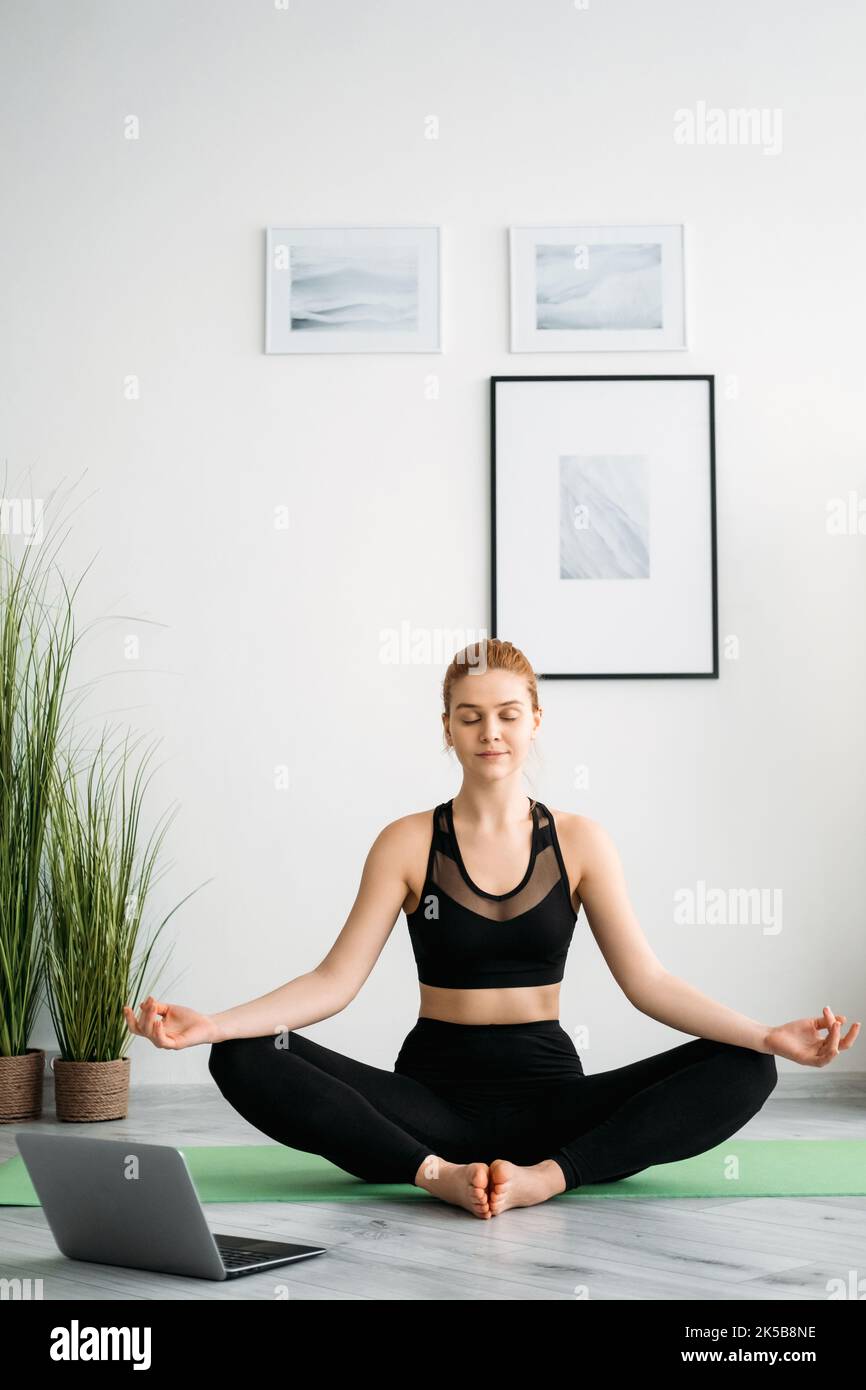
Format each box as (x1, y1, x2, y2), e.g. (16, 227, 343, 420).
(207, 1017, 778, 1191)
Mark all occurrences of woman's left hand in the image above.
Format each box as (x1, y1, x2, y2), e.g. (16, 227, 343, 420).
(765, 1006, 860, 1067)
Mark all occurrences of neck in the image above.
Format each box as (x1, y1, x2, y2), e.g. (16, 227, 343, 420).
(452, 784, 532, 830)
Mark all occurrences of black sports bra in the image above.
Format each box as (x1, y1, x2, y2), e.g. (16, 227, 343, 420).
(405, 796, 579, 989)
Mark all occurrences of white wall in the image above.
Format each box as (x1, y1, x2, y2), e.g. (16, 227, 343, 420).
(2, 0, 864, 1084)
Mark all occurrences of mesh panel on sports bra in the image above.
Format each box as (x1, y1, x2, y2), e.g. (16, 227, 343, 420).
(434, 802, 563, 923)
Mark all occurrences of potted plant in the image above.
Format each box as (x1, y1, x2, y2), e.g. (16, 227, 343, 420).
(0, 513, 79, 1122)
(41, 725, 201, 1122)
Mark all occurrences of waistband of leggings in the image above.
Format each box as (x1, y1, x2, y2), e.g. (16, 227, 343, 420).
(395, 1015, 581, 1087)
(411, 1017, 565, 1034)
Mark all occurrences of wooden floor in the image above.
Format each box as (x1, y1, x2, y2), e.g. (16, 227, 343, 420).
(2, 1075, 865, 1301)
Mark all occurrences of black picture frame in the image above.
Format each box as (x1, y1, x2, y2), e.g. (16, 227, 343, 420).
(490, 375, 718, 680)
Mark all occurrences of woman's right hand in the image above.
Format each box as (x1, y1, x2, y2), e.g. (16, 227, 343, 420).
(123, 996, 220, 1050)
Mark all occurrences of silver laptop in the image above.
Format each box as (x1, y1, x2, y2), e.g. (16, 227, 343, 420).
(16, 1133, 326, 1281)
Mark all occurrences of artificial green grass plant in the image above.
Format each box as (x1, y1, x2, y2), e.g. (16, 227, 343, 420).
(0, 524, 80, 1058)
(42, 727, 201, 1063)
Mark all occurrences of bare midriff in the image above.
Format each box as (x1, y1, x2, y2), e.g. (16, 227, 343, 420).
(417, 981, 561, 1026)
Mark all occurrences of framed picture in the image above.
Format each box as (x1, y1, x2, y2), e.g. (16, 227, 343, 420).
(509, 224, 687, 351)
(265, 225, 441, 353)
(491, 375, 717, 678)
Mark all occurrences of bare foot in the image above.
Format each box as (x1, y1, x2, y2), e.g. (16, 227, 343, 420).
(414, 1155, 492, 1218)
(487, 1158, 566, 1215)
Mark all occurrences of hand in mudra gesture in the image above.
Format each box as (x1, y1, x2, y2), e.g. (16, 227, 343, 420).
(123, 996, 218, 1050)
(766, 1006, 860, 1067)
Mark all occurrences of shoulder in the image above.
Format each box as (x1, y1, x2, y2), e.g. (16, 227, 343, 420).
(348, 811, 436, 895)
(365, 808, 438, 879)
(547, 807, 599, 846)
(547, 809, 616, 878)
(378, 808, 438, 843)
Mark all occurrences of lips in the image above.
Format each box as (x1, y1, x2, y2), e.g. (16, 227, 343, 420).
(478, 752, 507, 757)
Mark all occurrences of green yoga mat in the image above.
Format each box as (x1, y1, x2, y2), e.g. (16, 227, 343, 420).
(2, 1140, 865, 1205)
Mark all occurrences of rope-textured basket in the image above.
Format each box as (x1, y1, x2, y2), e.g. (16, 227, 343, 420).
(52, 1057, 131, 1122)
(0, 1048, 46, 1122)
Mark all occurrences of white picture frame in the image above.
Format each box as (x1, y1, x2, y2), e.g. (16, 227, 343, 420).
(265, 225, 442, 353)
(510, 224, 687, 352)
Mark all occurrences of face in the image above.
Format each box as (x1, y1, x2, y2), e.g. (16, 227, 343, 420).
(443, 670, 541, 777)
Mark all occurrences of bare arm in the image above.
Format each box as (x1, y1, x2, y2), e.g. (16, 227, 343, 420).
(209, 971, 347, 1043)
(210, 819, 411, 1042)
(572, 818, 772, 1054)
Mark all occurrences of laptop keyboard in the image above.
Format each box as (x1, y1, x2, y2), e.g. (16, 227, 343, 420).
(216, 1243, 280, 1269)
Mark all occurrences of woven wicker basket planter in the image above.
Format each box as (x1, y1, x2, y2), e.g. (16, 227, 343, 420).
(52, 1056, 130, 1122)
(0, 1047, 46, 1123)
